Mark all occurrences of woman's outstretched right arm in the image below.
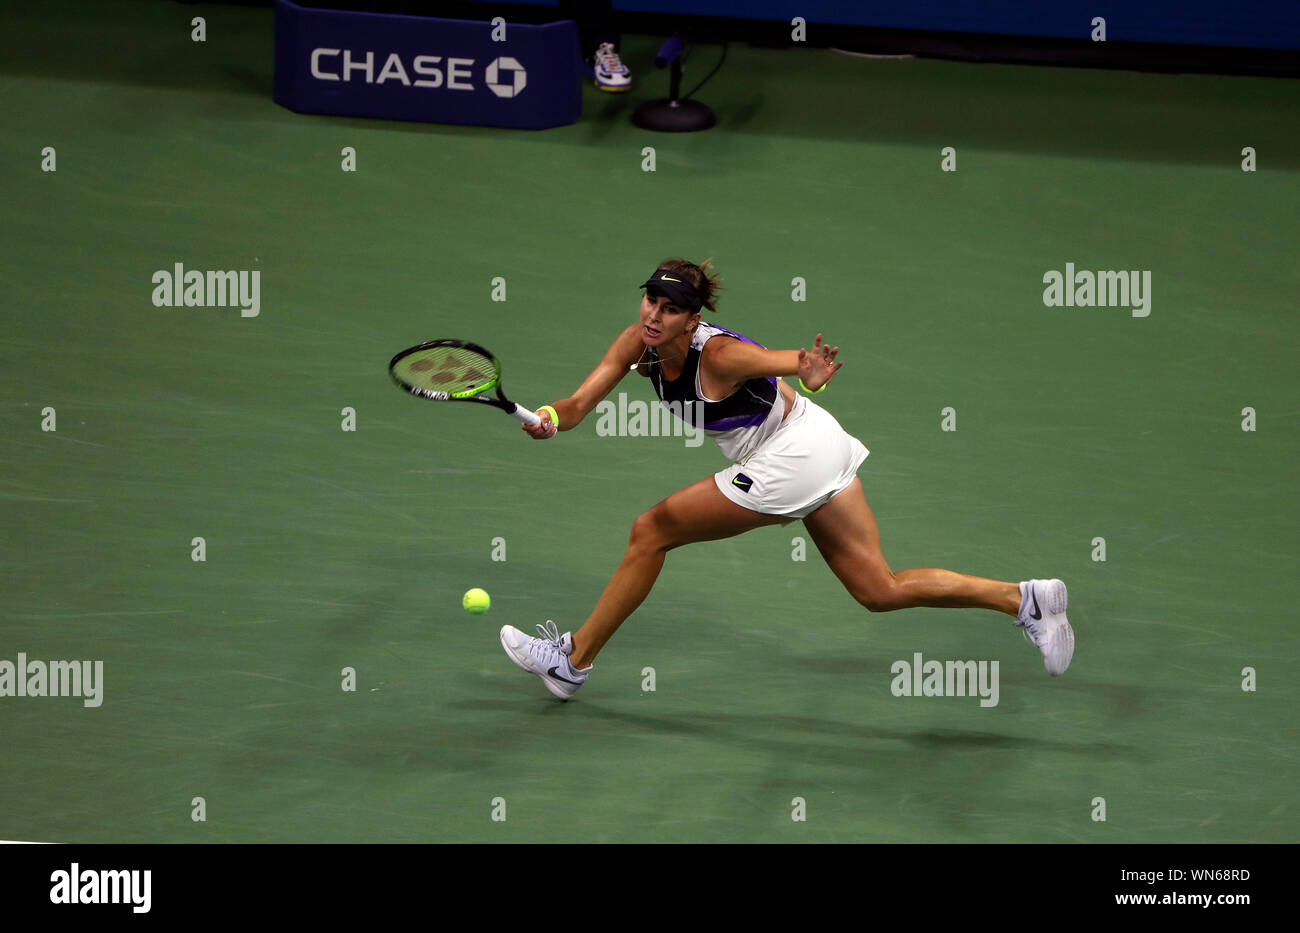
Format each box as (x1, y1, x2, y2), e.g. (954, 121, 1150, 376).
(522, 323, 645, 439)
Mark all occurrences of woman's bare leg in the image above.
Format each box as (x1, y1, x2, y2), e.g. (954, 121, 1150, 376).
(802, 478, 1020, 615)
(569, 476, 785, 668)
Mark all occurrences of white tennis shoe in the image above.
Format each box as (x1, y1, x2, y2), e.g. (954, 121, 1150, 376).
(500, 620, 589, 700)
(589, 41, 632, 92)
(1016, 578, 1075, 676)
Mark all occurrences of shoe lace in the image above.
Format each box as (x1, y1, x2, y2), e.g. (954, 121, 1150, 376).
(1015, 618, 1043, 647)
(535, 619, 562, 646)
(530, 620, 574, 671)
(596, 42, 623, 68)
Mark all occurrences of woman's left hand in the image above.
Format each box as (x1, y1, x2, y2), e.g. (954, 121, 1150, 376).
(798, 334, 842, 391)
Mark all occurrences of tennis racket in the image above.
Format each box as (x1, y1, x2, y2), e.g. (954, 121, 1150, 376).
(389, 339, 542, 426)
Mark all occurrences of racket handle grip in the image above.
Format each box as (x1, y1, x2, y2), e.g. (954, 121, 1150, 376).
(511, 404, 542, 426)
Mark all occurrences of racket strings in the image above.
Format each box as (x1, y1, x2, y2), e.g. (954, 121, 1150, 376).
(398, 346, 498, 394)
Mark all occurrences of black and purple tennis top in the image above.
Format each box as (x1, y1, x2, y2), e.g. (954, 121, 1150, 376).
(647, 322, 785, 462)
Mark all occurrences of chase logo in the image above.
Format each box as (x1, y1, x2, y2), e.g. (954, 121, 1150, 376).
(485, 56, 527, 98)
(309, 49, 477, 90)
(276, 4, 578, 129)
(731, 473, 753, 493)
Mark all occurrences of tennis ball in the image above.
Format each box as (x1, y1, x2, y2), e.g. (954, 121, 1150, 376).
(462, 588, 490, 615)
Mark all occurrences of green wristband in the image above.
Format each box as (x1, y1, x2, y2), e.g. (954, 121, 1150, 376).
(798, 378, 826, 395)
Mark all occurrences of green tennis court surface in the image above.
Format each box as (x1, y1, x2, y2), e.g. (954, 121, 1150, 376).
(2, 1, 1296, 843)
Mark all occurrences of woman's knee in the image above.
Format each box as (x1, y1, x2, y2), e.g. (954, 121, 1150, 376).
(628, 507, 671, 553)
(852, 575, 906, 612)
(857, 591, 903, 612)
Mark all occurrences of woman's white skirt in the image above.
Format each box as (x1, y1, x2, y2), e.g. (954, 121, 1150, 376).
(713, 394, 869, 520)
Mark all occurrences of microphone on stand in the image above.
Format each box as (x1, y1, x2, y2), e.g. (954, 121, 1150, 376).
(632, 33, 717, 132)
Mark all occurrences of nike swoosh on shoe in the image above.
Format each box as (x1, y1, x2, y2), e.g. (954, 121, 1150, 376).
(548, 666, 584, 685)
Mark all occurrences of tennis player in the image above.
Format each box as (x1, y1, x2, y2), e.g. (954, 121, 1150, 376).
(501, 259, 1074, 700)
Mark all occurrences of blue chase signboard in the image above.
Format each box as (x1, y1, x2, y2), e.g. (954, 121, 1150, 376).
(273, 0, 582, 129)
